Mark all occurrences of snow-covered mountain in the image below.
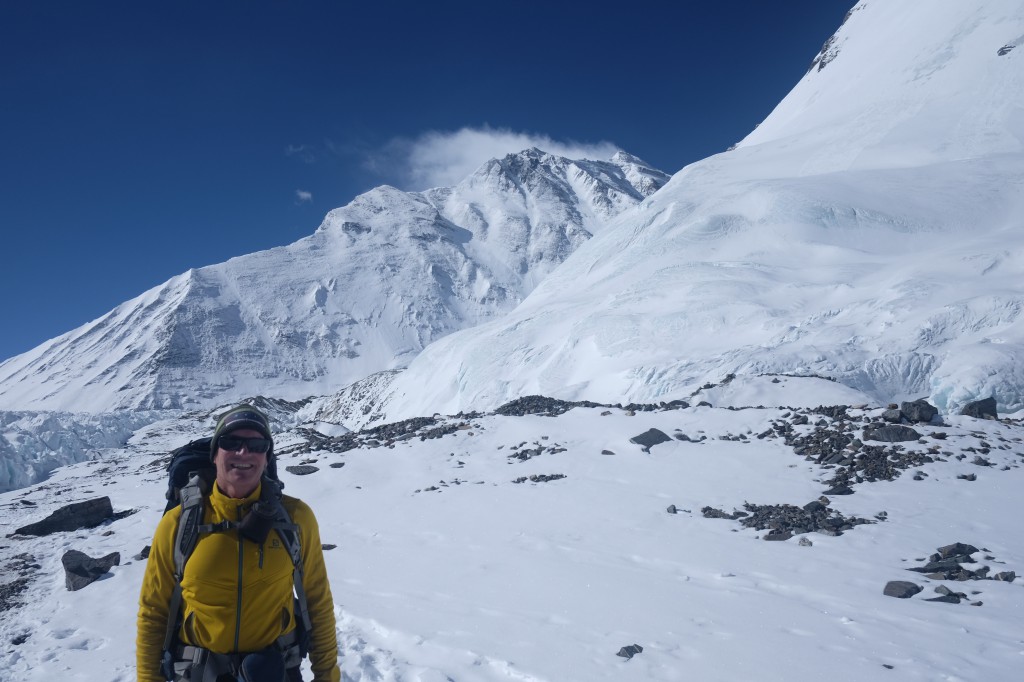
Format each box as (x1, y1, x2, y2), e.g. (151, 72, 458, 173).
(366, 0, 1024, 426)
(0, 150, 667, 413)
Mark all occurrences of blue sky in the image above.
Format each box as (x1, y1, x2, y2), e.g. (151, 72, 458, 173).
(0, 1, 853, 363)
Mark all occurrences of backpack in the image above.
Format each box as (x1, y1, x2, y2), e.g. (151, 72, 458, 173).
(159, 438, 312, 680)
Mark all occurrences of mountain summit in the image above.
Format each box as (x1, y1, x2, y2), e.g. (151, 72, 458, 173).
(0, 150, 668, 412)
(367, 0, 1024, 425)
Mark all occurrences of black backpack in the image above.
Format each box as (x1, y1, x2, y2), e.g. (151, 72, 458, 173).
(159, 438, 311, 680)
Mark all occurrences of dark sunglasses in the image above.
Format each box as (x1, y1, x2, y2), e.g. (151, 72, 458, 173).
(217, 435, 271, 454)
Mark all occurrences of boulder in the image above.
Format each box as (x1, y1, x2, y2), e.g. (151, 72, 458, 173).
(629, 428, 672, 452)
(883, 581, 923, 598)
(959, 397, 997, 420)
(285, 465, 319, 476)
(14, 497, 114, 536)
(616, 644, 644, 660)
(935, 542, 978, 559)
(862, 425, 922, 443)
(881, 409, 903, 423)
(900, 399, 938, 423)
(62, 550, 120, 591)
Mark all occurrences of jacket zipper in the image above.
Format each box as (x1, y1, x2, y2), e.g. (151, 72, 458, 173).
(234, 503, 244, 652)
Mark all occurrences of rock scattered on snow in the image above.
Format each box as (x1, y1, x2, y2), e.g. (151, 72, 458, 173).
(883, 581, 923, 598)
(862, 424, 922, 443)
(616, 644, 644, 660)
(701, 500, 873, 539)
(512, 474, 566, 484)
(285, 465, 319, 476)
(13, 497, 114, 536)
(61, 550, 120, 592)
(899, 399, 939, 424)
(629, 428, 672, 452)
(960, 397, 998, 420)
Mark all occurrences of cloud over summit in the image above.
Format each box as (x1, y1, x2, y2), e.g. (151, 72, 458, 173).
(373, 126, 622, 190)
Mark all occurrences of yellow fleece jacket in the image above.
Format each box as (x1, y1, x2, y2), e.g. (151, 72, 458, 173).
(136, 482, 340, 682)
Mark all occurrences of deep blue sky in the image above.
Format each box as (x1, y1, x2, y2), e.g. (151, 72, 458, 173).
(0, 1, 853, 363)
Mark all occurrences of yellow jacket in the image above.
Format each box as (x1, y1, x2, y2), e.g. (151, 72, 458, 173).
(137, 482, 340, 682)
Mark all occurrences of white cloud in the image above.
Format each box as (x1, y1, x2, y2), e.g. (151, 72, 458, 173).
(373, 126, 621, 190)
(295, 189, 313, 204)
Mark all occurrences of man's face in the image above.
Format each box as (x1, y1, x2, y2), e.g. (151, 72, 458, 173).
(213, 428, 269, 498)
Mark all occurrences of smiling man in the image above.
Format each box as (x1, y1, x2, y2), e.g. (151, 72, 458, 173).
(136, 405, 340, 682)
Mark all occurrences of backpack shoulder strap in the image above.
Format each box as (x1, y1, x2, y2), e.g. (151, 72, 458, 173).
(161, 474, 209, 667)
(264, 483, 314, 639)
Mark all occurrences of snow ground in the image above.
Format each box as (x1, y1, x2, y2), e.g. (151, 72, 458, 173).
(1, 376, 1022, 681)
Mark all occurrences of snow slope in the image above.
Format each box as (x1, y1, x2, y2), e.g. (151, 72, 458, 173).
(1, 377, 1022, 681)
(369, 0, 1024, 426)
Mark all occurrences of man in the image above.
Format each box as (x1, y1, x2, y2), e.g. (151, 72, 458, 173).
(137, 405, 340, 681)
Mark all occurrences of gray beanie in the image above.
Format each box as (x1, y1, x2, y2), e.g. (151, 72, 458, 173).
(211, 404, 273, 459)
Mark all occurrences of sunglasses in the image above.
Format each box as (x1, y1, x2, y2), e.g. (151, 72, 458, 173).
(217, 435, 272, 454)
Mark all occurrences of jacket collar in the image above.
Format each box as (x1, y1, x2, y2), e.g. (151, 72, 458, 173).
(210, 480, 262, 518)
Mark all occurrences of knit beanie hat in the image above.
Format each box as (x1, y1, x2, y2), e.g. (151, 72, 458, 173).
(211, 404, 274, 460)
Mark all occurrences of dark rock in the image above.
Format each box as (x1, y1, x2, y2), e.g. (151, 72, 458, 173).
(322, 544, 337, 551)
(924, 594, 961, 604)
(936, 542, 979, 559)
(934, 585, 967, 598)
(900, 400, 938, 423)
(512, 474, 566, 484)
(616, 644, 644, 660)
(883, 581, 923, 598)
(701, 506, 741, 520)
(994, 571, 1016, 582)
(909, 559, 970, 574)
(823, 485, 854, 495)
(881, 409, 903, 423)
(285, 465, 319, 476)
(764, 530, 793, 541)
(14, 497, 114, 536)
(802, 501, 826, 513)
(0, 577, 32, 613)
(329, 462, 346, 468)
(863, 425, 922, 443)
(666, 505, 678, 514)
(960, 397, 997, 420)
(134, 546, 151, 561)
(601, 450, 616, 455)
(720, 501, 872, 537)
(629, 428, 672, 451)
(62, 550, 120, 591)
(494, 395, 607, 417)
(957, 473, 977, 481)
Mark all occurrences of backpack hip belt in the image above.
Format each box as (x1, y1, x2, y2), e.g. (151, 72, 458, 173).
(174, 628, 304, 680)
